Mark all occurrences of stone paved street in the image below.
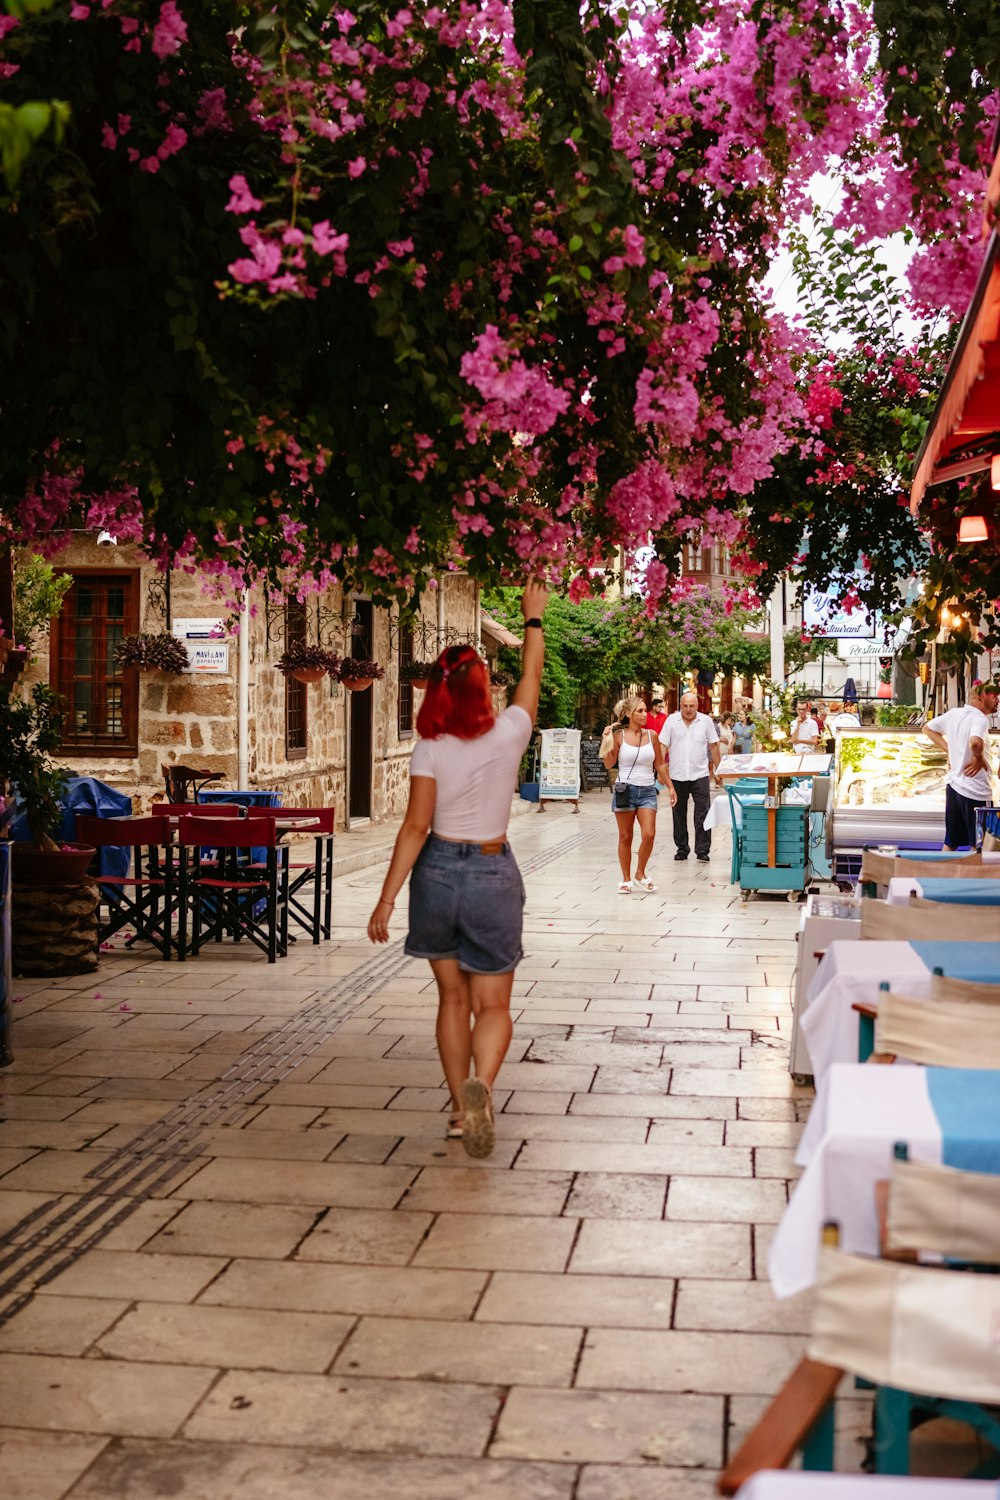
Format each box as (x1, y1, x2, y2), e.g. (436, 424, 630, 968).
(0, 794, 866, 1497)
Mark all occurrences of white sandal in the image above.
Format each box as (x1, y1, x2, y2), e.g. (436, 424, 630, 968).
(617, 880, 632, 894)
(634, 875, 657, 892)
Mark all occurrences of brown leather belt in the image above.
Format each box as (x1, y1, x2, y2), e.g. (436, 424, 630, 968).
(478, 840, 504, 855)
(430, 835, 507, 855)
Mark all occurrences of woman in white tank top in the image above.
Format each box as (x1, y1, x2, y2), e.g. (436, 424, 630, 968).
(367, 581, 547, 1159)
(601, 694, 675, 893)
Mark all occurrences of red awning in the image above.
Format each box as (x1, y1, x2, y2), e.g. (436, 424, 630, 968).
(910, 231, 1000, 513)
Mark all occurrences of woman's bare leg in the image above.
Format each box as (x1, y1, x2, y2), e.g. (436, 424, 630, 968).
(468, 970, 516, 1088)
(634, 806, 657, 881)
(615, 810, 636, 881)
(430, 958, 472, 1114)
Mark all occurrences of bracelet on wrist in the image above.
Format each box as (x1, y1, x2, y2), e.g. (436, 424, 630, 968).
(377, 897, 394, 907)
(523, 618, 544, 629)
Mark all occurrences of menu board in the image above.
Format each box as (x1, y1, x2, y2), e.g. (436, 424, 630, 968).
(539, 728, 582, 799)
(580, 738, 610, 790)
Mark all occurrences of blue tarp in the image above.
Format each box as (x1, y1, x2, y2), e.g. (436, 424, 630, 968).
(9, 775, 133, 879)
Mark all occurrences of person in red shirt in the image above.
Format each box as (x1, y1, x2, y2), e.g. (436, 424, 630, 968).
(646, 698, 667, 736)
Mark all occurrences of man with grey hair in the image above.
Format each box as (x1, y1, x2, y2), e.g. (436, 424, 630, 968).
(660, 690, 721, 862)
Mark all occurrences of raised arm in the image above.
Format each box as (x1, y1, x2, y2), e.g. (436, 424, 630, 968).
(511, 579, 549, 724)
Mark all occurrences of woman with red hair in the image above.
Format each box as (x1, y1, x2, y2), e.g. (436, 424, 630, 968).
(368, 581, 547, 1158)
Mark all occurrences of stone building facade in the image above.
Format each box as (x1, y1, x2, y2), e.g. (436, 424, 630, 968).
(21, 539, 485, 828)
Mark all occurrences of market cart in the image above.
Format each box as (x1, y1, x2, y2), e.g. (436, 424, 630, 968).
(717, 752, 832, 901)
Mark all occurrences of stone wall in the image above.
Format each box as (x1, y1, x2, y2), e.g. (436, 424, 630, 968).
(20, 542, 481, 828)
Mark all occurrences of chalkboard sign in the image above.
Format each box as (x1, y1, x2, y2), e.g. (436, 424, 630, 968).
(580, 738, 610, 791)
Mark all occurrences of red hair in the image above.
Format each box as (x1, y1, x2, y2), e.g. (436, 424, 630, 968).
(416, 645, 496, 739)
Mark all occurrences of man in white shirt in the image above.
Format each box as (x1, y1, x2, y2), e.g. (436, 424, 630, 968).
(924, 680, 999, 849)
(789, 701, 820, 751)
(660, 691, 720, 862)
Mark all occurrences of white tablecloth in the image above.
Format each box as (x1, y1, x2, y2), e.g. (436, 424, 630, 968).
(799, 941, 930, 1084)
(768, 1065, 943, 1297)
(703, 785, 809, 832)
(886, 876, 921, 907)
(737, 1472, 998, 1498)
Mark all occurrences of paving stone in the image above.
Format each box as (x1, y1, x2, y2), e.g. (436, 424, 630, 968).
(335, 1315, 582, 1386)
(400, 1166, 573, 1216)
(0, 1294, 130, 1355)
(476, 1271, 675, 1329)
(96, 1301, 354, 1372)
(491, 1387, 722, 1466)
(666, 1175, 788, 1223)
(0, 1352, 215, 1437)
(66, 1442, 578, 1500)
(570, 1092, 735, 1119)
(675, 1279, 814, 1334)
(576, 1465, 719, 1499)
(296, 1206, 433, 1265)
(203, 1258, 487, 1319)
(515, 1140, 752, 1178)
(578, 1326, 805, 1394)
(43, 1248, 227, 1303)
(0, 1428, 110, 1500)
(184, 1370, 501, 1455)
(415, 1213, 578, 1272)
(564, 1172, 667, 1220)
(177, 1156, 416, 1208)
(571, 1219, 750, 1279)
(148, 1200, 321, 1259)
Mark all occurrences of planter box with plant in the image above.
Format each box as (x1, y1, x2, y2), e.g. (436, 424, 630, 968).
(115, 632, 191, 675)
(401, 660, 438, 690)
(339, 658, 385, 691)
(276, 644, 342, 684)
(1, 683, 99, 976)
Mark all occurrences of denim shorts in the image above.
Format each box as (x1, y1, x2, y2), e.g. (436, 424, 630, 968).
(611, 782, 659, 813)
(405, 836, 526, 974)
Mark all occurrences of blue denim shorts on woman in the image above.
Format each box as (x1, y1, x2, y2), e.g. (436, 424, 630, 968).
(611, 782, 659, 813)
(405, 836, 527, 974)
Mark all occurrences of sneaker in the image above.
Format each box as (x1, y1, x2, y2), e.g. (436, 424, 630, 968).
(674, 852, 688, 861)
(459, 1078, 495, 1159)
(697, 854, 710, 863)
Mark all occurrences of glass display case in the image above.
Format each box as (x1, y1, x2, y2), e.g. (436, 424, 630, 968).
(830, 726, 949, 852)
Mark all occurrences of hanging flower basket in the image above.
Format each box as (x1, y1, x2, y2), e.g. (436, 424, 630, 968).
(276, 645, 341, 681)
(115, 632, 190, 675)
(401, 660, 438, 691)
(339, 658, 384, 692)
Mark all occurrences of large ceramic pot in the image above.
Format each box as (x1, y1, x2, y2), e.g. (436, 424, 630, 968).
(291, 667, 327, 684)
(12, 842, 97, 887)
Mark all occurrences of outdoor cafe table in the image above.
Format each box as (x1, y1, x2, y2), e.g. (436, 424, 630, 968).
(887, 875, 1000, 907)
(735, 1471, 1000, 1498)
(768, 1063, 1000, 1298)
(799, 939, 1000, 1086)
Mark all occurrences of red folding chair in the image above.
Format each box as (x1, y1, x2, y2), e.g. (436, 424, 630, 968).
(175, 816, 288, 963)
(247, 806, 334, 943)
(75, 814, 172, 959)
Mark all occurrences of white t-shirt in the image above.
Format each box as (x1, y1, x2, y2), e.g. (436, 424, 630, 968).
(410, 704, 533, 840)
(925, 705, 992, 799)
(790, 715, 820, 748)
(661, 711, 719, 780)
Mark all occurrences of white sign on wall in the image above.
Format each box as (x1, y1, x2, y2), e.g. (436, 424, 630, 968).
(171, 618, 229, 673)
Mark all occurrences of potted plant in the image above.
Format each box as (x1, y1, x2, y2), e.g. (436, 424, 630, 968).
(115, 631, 191, 675)
(400, 660, 438, 691)
(339, 657, 385, 692)
(490, 666, 516, 688)
(276, 643, 342, 684)
(2, 684, 93, 883)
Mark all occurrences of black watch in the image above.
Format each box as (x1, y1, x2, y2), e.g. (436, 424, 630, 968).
(524, 618, 544, 629)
